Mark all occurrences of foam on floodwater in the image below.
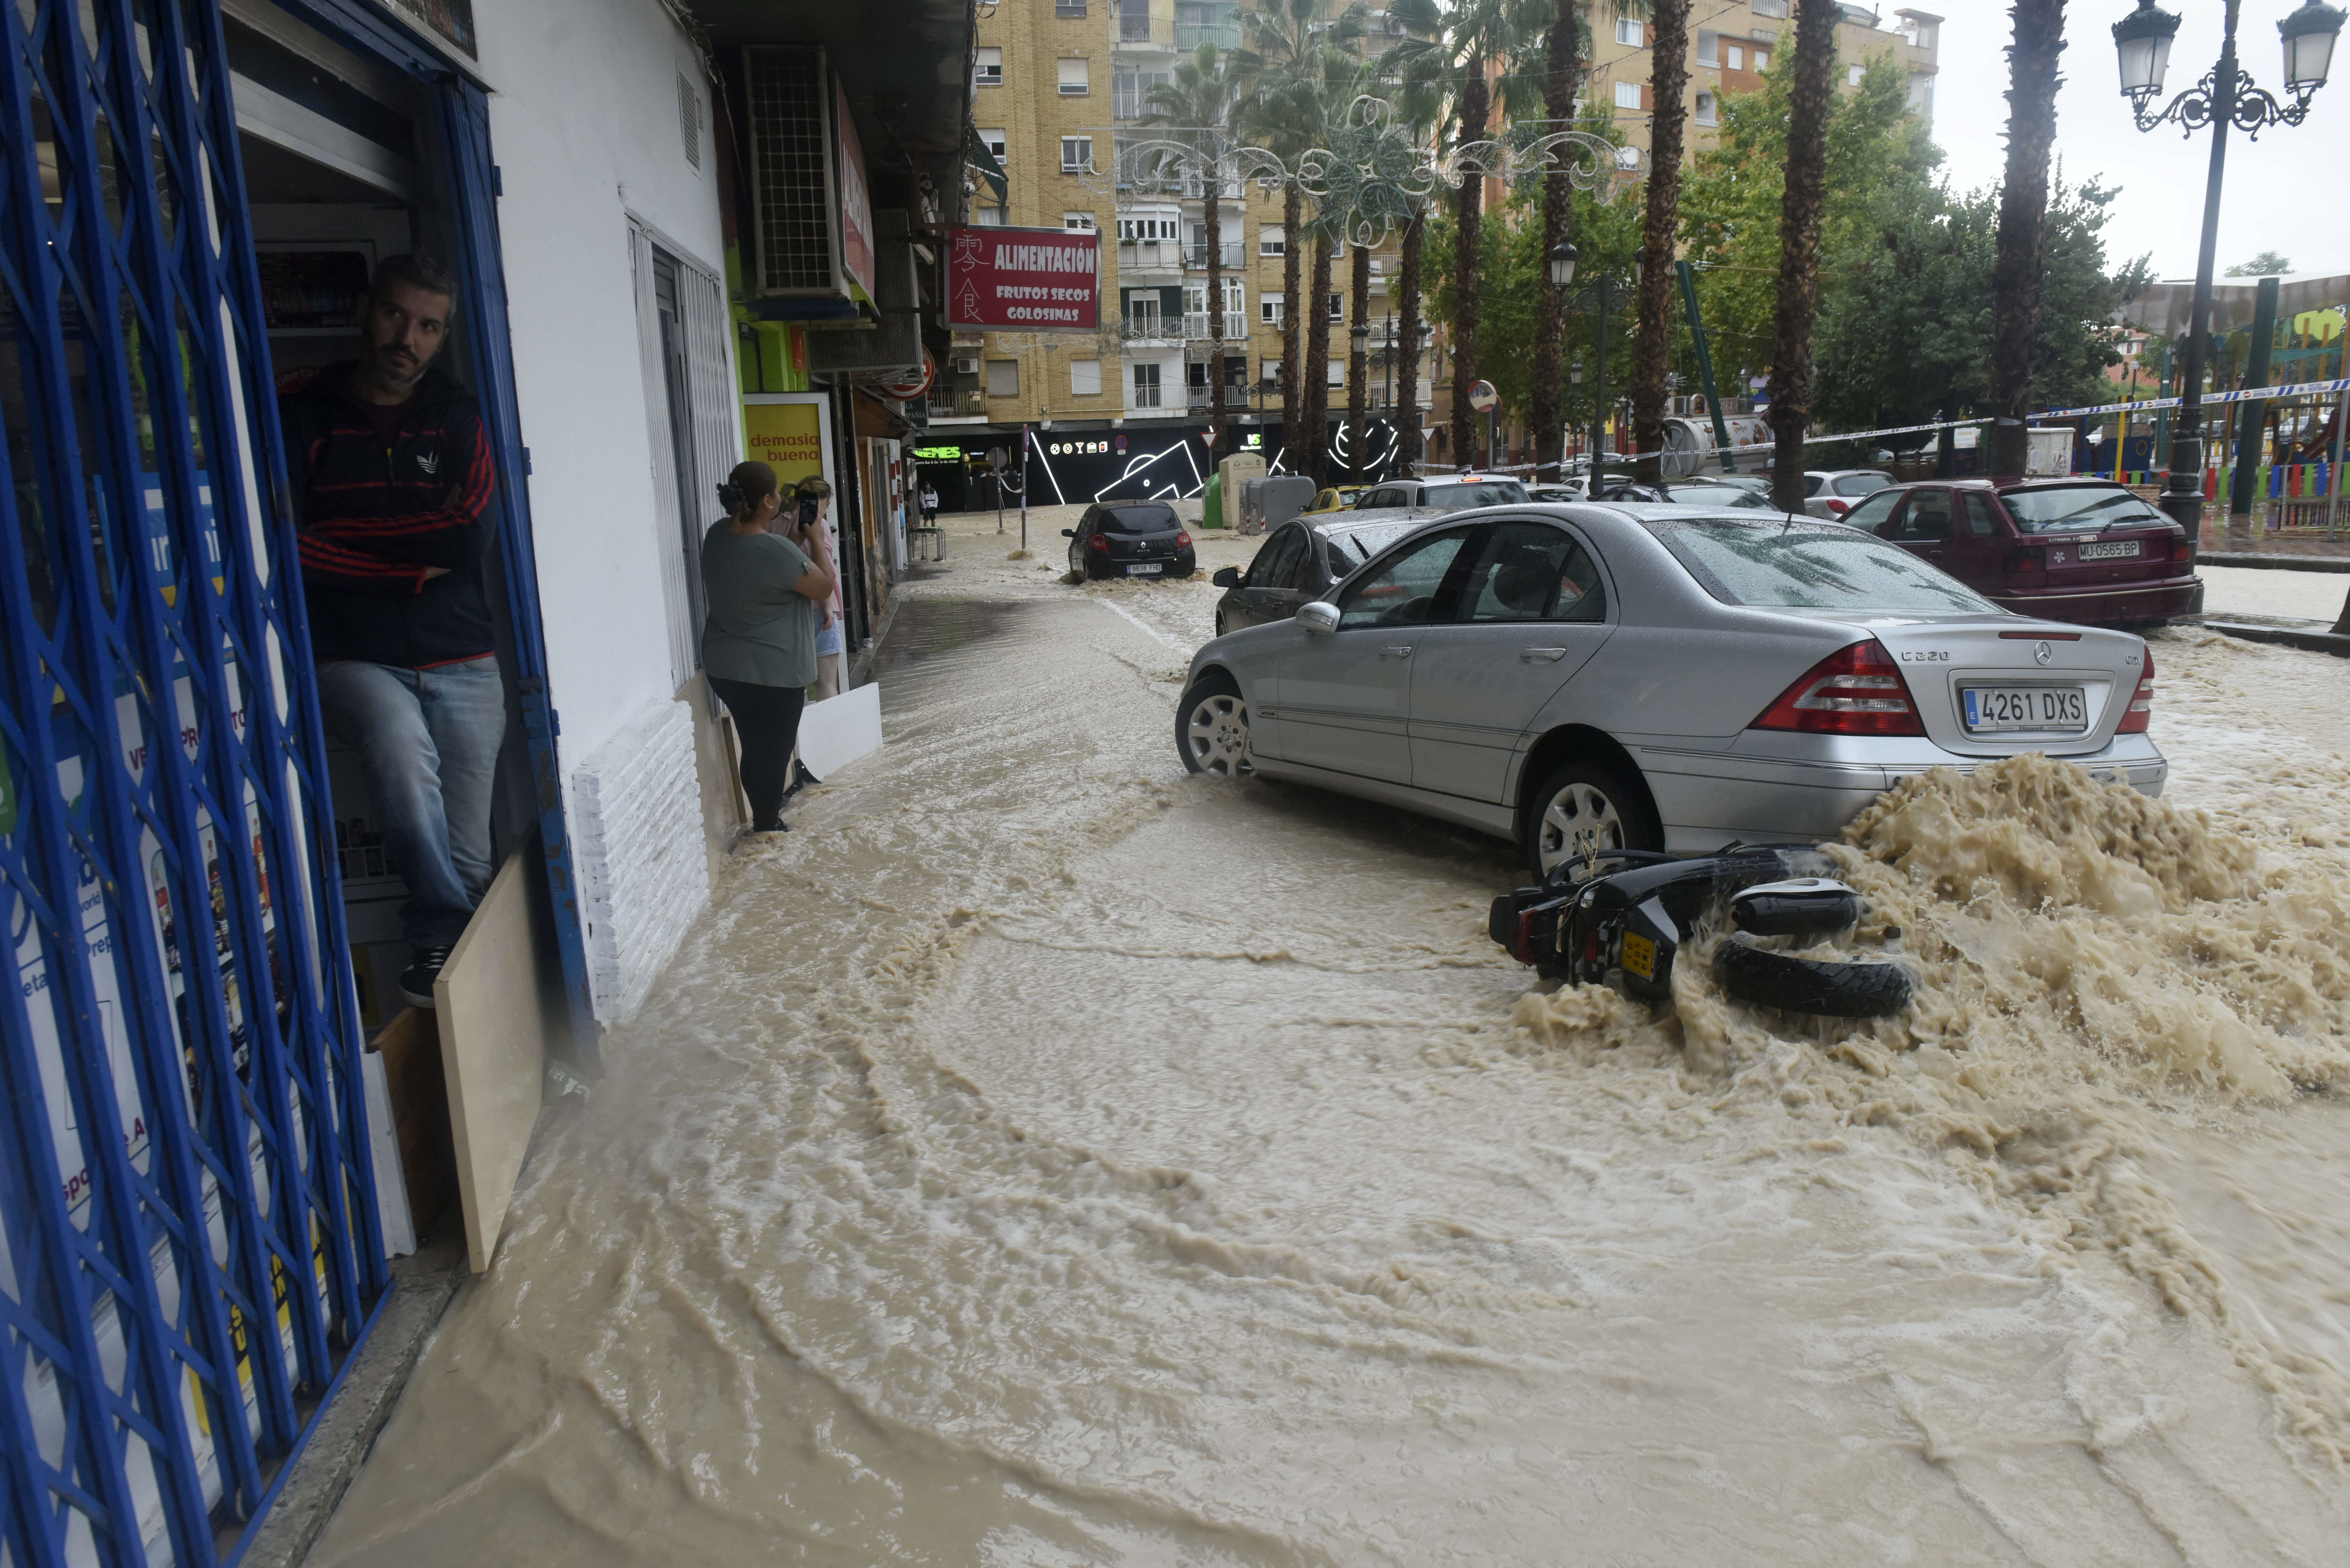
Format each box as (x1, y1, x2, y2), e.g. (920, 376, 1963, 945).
(1517, 752, 2350, 1458)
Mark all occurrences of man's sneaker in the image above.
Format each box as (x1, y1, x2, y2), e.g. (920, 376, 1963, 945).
(399, 945, 453, 1009)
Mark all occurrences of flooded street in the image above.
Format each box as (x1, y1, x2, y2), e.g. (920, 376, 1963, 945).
(311, 520, 2350, 1566)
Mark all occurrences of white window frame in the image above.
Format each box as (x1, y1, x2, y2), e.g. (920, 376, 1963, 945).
(1259, 226, 1285, 256)
(1848, 64, 1866, 87)
(1132, 361, 1163, 408)
(1260, 291, 1284, 325)
(1057, 57, 1090, 95)
(1615, 18, 1642, 47)
(1697, 29, 1719, 67)
(1694, 91, 1717, 126)
(1063, 210, 1097, 231)
(1614, 79, 1642, 110)
(1061, 136, 1094, 172)
(1726, 43, 1744, 70)
(974, 47, 1002, 87)
(1070, 358, 1103, 396)
(1753, 46, 1771, 69)
(1327, 291, 1343, 321)
(978, 128, 1008, 162)
(1325, 359, 1345, 387)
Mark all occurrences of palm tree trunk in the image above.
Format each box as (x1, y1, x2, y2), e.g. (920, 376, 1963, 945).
(1281, 181, 1303, 471)
(1398, 211, 1425, 473)
(1305, 229, 1335, 484)
(1348, 239, 1370, 485)
(1767, 0, 1839, 511)
(1449, 56, 1489, 469)
(1632, 0, 1692, 485)
(1207, 180, 1226, 454)
(1531, 0, 1580, 480)
(1989, 0, 2067, 476)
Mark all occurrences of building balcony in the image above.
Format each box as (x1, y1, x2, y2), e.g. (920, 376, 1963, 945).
(1175, 21, 1241, 49)
(1121, 316, 1183, 347)
(1181, 310, 1249, 341)
(1183, 242, 1247, 270)
(1187, 384, 1253, 410)
(1117, 238, 1184, 271)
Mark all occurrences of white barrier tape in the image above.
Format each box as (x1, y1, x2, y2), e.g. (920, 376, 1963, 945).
(1407, 378, 2349, 475)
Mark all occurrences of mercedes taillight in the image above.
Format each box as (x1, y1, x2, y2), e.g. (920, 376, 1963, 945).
(2117, 647, 2154, 733)
(1751, 640, 1926, 737)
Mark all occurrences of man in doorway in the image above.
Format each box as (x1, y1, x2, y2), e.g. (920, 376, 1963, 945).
(281, 255, 503, 1009)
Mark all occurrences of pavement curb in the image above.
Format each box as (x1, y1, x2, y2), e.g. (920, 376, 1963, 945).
(2196, 552, 2350, 574)
(2195, 618, 2350, 657)
(236, 1236, 469, 1568)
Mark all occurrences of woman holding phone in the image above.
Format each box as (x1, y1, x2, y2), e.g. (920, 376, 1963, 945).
(800, 476, 845, 700)
(702, 463, 836, 834)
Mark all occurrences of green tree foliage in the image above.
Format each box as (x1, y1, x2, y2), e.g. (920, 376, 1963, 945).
(1680, 52, 2148, 455)
(2224, 250, 2292, 277)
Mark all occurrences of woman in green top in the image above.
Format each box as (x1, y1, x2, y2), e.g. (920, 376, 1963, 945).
(702, 462, 838, 833)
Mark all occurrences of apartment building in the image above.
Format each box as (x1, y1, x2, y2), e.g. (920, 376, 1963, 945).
(1585, 3, 1941, 162)
(940, 0, 1428, 493)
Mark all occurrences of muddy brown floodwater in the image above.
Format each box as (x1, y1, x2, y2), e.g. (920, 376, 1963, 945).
(311, 550, 2350, 1566)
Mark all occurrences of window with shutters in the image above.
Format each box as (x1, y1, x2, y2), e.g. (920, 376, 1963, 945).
(974, 47, 1003, 86)
(987, 359, 1020, 397)
(1695, 92, 1717, 126)
(1064, 211, 1097, 231)
(1260, 292, 1284, 324)
(678, 73, 702, 168)
(1614, 79, 1642, 110)
(1058, 57, 1090, 95)
(1071, 358, 1103, 396)
(1726, 44, 1744, 70)
(1697, 30, 1718, 66)
(978, 128, 1008, 162)
(1133, 362, 1163, 407)
(1616, 18, 1642, 46)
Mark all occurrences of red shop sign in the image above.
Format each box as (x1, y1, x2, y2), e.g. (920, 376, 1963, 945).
(946, 226, 1099, 333)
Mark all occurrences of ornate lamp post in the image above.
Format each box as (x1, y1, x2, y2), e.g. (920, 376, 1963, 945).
(2113, 0, 2344, 556)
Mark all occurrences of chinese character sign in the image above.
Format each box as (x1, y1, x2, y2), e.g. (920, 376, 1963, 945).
(946, 227, 1099, 332)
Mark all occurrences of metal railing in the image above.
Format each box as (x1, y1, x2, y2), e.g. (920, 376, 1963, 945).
(1123, 315, 1182, 344)
(1176, 21, 1242, 49)
(1187, 384, 1255, 409)
(1118, 237, 1183, 269)
(1183, 242, 1247, 269)
(1117, 0, 1154, 42)
(1181, 310, 1249, 340)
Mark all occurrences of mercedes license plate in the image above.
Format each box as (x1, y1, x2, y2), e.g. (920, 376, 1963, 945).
(2077, 539, 2141, 560)
(1128, 562, 1163, 576)
(1963, 686, 2087, 733)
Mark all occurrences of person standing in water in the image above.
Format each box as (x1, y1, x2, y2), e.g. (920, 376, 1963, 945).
(702, 462, 834, 834)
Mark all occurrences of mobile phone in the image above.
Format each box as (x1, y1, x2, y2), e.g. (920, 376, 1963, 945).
(798, 497, 819, 530)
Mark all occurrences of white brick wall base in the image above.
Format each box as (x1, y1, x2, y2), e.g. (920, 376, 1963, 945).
(572, 698, 710, 1023)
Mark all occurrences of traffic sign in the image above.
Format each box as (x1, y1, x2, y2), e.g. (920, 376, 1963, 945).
(1467, 380, 1499, 412)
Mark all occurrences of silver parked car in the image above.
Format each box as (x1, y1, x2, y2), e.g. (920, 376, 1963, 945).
(1804, 469, 1895, 520)
(1210, 512, 1439, 636)
(1347, 476, 1532, 510)
(1174, 504, 2166, 873)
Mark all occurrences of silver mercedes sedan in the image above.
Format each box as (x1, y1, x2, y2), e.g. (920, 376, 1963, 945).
(1174, 503, 2167, 873)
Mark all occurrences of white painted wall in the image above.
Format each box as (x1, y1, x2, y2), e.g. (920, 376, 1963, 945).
(470, 0, 728, 782)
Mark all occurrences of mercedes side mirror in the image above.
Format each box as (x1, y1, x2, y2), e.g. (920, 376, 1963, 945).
(1061, 529, 1076, 537)
(1296, 601, 1340, 634)
(1212, 566, 1241, 587)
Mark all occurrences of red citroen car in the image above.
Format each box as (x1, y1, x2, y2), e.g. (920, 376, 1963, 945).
(1839, 478, 2202, 626)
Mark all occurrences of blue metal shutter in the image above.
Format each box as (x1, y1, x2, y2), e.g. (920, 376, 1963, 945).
(0, 1, 387, 1563)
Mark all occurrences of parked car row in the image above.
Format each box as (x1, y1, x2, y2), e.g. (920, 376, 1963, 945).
(1182, 481, 2178, 875)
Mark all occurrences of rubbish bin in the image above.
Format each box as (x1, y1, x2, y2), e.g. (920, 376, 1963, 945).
(1203, 472, 1224, 531)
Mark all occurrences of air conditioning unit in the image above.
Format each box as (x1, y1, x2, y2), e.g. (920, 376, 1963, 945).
(953, 354, 981, 375)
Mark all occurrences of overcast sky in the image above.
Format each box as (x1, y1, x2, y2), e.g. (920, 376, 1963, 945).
(1926, 0, 2343, 280)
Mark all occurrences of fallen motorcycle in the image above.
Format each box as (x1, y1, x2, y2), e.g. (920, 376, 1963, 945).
(1488, 846, 1914, 1019)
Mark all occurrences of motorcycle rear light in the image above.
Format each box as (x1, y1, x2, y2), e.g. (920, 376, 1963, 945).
(1088, 532, 1108, 552)
(2004, 545, 2047, 573)
(2117, 647, 2155, 733)
(1751, 639, 1925, 737)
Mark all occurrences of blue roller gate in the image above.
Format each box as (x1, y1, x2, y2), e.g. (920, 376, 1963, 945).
(1, 0, 388, 1563)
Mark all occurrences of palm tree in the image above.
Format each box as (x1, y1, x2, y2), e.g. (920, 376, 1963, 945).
(1389, 0, 1543, 469)
(1143, 44, 1252, 456)
(1238, 0, 1366, 474)
(1629, 0, 1692, 484)
(1529, 0, 1585, 479)
(1304, 221, 1337, 482)
(1988, 0, 2067, 477)
(1765, 0, 1840, 510)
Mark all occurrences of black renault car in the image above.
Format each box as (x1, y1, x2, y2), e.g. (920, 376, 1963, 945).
(1064, 501, 1196, 580)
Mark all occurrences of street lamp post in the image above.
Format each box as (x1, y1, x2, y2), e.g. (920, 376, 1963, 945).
(2112, 0, 2344, 560)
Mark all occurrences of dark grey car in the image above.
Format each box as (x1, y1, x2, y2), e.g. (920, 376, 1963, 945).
(1211, 513, 1435, 636)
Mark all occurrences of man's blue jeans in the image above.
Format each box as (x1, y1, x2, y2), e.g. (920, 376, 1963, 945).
(318, 656, 506, 948)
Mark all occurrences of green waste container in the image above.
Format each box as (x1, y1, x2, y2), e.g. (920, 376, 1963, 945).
(1203, 472, 1223, 531)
